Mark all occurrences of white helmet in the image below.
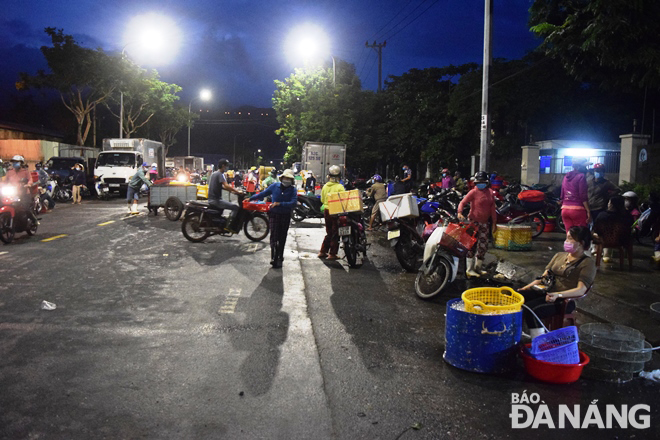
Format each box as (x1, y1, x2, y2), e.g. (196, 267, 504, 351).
(328, 165, 341, 176)
(11, 155, 25, 162)
(622, 191, 638, 198)
(151, 163, 157, 168)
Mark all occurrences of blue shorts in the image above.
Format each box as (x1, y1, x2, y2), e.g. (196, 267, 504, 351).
(127, 186, 140, 201)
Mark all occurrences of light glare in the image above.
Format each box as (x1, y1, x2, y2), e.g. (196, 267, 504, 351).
(124, 13, 182, 65)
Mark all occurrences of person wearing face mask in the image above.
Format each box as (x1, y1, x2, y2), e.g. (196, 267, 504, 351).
(560, 157, 591, 231)
(457, 171, 498, 278)
(4, 155, 34, 186)
(71, 163, 86, 204)
(587, 163, 620, 224)
(401, 164, 412, 192)
(250, 169, 298, 268)
(126, 162, 153, 213)
(622, 191, 641, 222)
(440, 168, 454, 189)
(520, 226, 596, 338)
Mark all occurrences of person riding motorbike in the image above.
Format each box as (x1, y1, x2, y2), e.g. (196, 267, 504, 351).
(366, 174, 387, 231)
(305, 172, 317, 193)
(441, 168, 454, 189)
(457, 171, 497, 278)
(2, 155, 39, 223)
(208, 159, 243, 232)
(262, 169, 278, 188)
(318, 165, 345, 260)
(35, 162, 55, 210)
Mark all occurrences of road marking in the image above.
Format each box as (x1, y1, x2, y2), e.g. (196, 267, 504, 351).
(218, 287, 242, 314)
(0, 251, 7, 256)
(41, 234, 68, 242)
(98, 220, 116, 226)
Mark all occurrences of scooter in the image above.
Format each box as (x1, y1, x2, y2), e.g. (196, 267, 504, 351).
(414, 219, 478, 300)
(0, 182, 39, 244)
(181, 193, 270, 243)
(337, 211, 368, 268)
(292, 193, 324, 221)
(95, 175, 110, 200)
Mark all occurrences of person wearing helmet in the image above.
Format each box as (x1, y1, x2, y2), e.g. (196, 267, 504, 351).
(366, 174, 387, 231)
(262, 169, 278, 189)
(560, 157, 591, 231)
(250, 169, 298, 268)
(440, 168, 454, 190)
(149, 163, 158, 181)
(208, 159, 243, 231)
(318, 165, 345, 260)
(244, 167, 258, 195)
(305, 171, 316, 193)
(622, 191, 641, 222)
(126, 162, 152, 213)
(454, 171, 466, 194)
(4, 155, 34, 186)
(587, 163, 620, 224)
(457, 171, 498, 278)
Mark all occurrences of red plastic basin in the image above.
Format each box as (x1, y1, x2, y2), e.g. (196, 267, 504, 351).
(520, 344, 590, 384)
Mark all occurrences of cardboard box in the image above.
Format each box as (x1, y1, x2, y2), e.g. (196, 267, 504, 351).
(379, 193, 419, 220)
(327, 189, 363, 215)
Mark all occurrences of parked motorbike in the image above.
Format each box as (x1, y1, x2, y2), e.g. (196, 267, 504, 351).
(337, 211, 368, 268)
(292, 193, 324, 221)
(95, 175, 111, 200)
(181, 194, 270, 243)
(50, 173, 73, 202)
(496, 192, 551, 238)
(414, 219, 478, 300)
(386, 216, 425, 272)
(0, 183, 39, 244)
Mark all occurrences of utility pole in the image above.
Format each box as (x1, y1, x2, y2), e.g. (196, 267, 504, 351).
(365, 40, 387, 92)
(479, 0, 493, 173)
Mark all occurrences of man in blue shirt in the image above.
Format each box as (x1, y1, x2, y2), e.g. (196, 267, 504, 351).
(250, 169, 298, 268)
(208, 159, 243, 232)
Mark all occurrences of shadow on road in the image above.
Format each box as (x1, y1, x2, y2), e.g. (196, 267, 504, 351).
(228, 270, 289, 396)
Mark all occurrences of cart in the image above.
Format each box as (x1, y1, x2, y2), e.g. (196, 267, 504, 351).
(148, 182, 200, 221)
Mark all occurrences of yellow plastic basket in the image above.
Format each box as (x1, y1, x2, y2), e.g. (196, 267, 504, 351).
(461, 286, 525, 315)
(494, 224, 532, 251)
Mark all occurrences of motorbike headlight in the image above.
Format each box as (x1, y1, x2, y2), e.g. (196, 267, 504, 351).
(1, 186, 17, 197)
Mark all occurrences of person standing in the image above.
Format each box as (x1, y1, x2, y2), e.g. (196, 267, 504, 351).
(318, 165, 345, 260)
(457, 171, 497, 278)
(560, 157, 591, 231)
(250, 169, 298, 268)
(454, 171, 466, 194)
(71, 163, 86, 204)
(587, 163, 619, 223)
(366, 174, 387, 231)
(440, 168, 454, 189)
(127, 162, 152, 214)
(401, 164, 412, 192)
(305, 172, 317, 194)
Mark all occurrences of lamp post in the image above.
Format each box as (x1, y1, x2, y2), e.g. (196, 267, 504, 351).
(188, 89, 212, 157)
(233, 133, 245, 168)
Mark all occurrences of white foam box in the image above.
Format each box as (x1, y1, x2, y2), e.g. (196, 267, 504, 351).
(379, 193, 419, 220)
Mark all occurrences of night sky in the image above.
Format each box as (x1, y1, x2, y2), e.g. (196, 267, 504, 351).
(1, 0, 538, 108)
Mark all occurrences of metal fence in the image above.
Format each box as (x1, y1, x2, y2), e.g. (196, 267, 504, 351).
(540, 152, 620, 175)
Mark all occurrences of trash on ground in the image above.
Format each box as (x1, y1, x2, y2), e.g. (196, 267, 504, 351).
(41, 301, 56, 310)
(495, 260, 518, 280)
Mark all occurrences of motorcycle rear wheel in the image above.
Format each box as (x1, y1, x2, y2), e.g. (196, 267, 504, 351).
(415, 257, 452, 300)
(181, 214, 211, 242)
(244, 213, 269, 242)
(510, 215, 545, 238)
(292, 207, 306, 222)
(0, 213, 14, 244)
(344, 233, 363, 268)
(25, 216, 38, 236)
(395, 232, 421, 273)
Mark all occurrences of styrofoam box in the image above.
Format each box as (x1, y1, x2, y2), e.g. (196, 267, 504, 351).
(379, 193, 419, 220)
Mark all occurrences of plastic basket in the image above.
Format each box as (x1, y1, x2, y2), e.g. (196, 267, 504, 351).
(242, 200, 271, 212)
(530, 326, 580, 364)
(461, 286, 524, 315)
(520, 344, 589, 384)
(439, 222, 478, 258)
(494, 224, 532, 251)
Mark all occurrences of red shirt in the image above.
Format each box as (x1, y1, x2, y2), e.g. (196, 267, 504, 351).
(458, 187, 497, 224)
(4, 169, 33, 185)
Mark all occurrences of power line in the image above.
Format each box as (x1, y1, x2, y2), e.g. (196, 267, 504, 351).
(383, 0, 442, 41)
(369, 0, 415, 41)
(377, 0, 431, 41)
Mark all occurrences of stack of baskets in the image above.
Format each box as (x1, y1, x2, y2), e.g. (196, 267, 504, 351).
(519, 326, 590, 384)
(494, 224, 533, 251)
(578, 323, 652, 383)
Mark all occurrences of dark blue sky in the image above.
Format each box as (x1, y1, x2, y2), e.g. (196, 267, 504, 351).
(1, 0, 539, 109)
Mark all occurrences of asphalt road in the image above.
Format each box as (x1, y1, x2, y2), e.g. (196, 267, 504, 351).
(0, 198, 658, 439)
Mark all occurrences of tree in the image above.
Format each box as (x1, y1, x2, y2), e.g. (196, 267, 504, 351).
(147, 104, 191, 156)
(104, 65, 183, 138)
(529, 0, 660, 90)
(17, 28, 122, 145)
(272, 59, 363, 163)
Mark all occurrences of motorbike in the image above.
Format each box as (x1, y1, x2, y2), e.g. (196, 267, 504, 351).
(0, 183, 39, 244)
(95, 175, 111, 200)
(336, 211, 368, 268)
(292, 193, 324, 221)
(386, 216, 425, 272)
(496, 192, 551, 238)
(414, 219, 478, 300)
(49, 173, 73, 202)
(181, 194, 270, 243)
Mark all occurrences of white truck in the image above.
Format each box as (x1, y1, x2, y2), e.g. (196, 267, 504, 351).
(95, 138, 165, 194)
(171, 156, 204, 172)
(301, 142, 346, 183)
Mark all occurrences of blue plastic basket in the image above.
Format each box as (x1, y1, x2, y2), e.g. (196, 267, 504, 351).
(530, 326, 580, 364)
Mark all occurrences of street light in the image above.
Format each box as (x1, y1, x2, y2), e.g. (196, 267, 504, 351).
(285, 24, 335, 87)
(119, 14, 181, 138)
(188, 89, 212, 156)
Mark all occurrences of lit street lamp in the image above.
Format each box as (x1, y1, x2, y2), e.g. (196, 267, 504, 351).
(188, 89, 212, 156)
(286, 25, 335, 87)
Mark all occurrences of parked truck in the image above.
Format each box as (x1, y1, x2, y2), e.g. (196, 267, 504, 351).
(301, 142, 346, 183)
(95, 138, 165, 194)
(170, 156, 204, 172)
